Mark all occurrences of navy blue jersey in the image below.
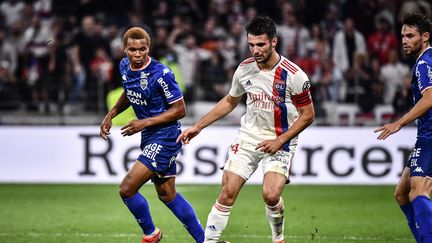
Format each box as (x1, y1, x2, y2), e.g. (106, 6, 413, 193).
(120, 57, 183, 134)
(411, 47, 432, 139)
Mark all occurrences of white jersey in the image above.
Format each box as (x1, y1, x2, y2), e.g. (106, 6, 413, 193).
(229, 56, 312, 150)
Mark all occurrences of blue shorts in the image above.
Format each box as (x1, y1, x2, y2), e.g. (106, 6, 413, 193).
(137, 128, 182, 178)
(407, 138, 432, 177)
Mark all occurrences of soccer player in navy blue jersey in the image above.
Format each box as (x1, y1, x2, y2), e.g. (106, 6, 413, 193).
(375, 13, 432, 243)
(100, 27, 204, 243)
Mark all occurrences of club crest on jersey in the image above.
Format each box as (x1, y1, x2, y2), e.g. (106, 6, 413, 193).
(274, 79, 285, 91)
(140, 72, 149, 90)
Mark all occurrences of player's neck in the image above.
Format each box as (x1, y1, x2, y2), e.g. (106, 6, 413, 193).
(131, 56, 151, 71)
(258, 51, 280, 71)
(416, 44, 431, 60)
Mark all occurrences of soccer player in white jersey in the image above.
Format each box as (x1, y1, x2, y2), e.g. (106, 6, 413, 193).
(177, 16, 315, 243)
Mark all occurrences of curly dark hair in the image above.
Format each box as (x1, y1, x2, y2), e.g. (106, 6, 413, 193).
(403, 13, 432, 42)
(245, 16, 277, 39)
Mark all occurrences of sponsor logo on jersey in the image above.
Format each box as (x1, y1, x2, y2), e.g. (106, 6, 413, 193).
(157, 77, 174, 99)
(126, 89, 147, 106)
(122, 75, 126, 81)
(143, 143, 163, 161)
(427, 65, 432, 83)
(302, 81, 311, 91)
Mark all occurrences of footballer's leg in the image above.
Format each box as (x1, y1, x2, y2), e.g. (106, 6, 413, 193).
(395, 167, 420, 242)
(261, 149, 293, 243)
(409, 176, 432, 243)
(263, 171, 287, 243)
(204, 171, 246, 243)
(119, 160, 160, 240)
(154, 177, 205, 243)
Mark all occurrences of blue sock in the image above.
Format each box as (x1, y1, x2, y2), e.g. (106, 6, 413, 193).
(165, 193, 204, 243)
(412, 195, 432, 243)
(122, 192, 155, 235)
(400, 203, 420, 242)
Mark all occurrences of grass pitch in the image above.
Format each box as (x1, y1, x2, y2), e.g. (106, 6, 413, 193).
(0, 184, 414, 243)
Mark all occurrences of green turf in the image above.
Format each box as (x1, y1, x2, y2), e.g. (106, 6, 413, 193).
(0, 184, 415, 243)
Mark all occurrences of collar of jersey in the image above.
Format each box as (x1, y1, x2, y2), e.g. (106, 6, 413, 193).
(130, 56, 152, 71)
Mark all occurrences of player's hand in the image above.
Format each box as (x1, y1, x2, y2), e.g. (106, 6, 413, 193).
(176, 126, 201, 145)
(100, 116, 112, 140)
(374, 122, 402, 140)
(256, 138, 284, 154)
(121, 119, 147, 136)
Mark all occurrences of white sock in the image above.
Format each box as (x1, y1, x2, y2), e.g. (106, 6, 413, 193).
(265, 197, 285, 242)
(204, 201, 232, 243)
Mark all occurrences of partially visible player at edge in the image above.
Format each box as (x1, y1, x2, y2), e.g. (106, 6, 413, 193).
(375, 13, 432, 243)
(99, 27, 204, 243)
(177, 16, 315, 243)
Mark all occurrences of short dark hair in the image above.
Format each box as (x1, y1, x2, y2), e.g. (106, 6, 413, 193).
(245, 16, 277, 39)
(403, 13, 432, 38)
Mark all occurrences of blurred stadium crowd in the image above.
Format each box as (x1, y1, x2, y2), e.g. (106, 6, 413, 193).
(0, 0, 430, 125)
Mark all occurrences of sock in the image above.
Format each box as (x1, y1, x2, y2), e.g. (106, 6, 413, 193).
(204, 201, 232, 242)
(265, 197, 285, 242)
(165, 193, 205, 243)
(400, 203, 420, 242)
(412, 195, 432, 243)
(122, 192, 155, 235)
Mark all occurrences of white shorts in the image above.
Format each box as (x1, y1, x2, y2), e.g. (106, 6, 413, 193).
(223, 138, 295, 180)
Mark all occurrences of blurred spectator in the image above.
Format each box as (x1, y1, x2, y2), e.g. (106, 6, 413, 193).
(344, 53, 375, 112)
(333, 17, 367, 74)
(320, 3, 342, 53)
(393, 75, 412, 116)
(398, 0, 431, 22)
(151, 0, 172, 29)
(277, 2, 310, 59)
(0, 60, 20, 110)
(380, 49, 410, 104)
(167, 18, 211, 103)
(199, 49, 228, 101)
(310, 57, 343, 118)
(0, 0, 25, 26)
(199, 16, 226, 51)
(369, 56, 384, 105)
(367, 17, 398, 65)
(21, 14, 54, 112)
(69, 15, 110, 112)
(151, 26, 169, 60)
(0, 27, 17, 75)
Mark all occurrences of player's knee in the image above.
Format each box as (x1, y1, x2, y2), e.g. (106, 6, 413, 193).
(263, 191, 280, 206)
(157, 188, 176, 203)
(218, 191, 236, 206)
(394, 189, 409, 205)
(118, 183, 137, 198)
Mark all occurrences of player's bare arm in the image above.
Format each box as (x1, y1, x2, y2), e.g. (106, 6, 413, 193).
(256, 103, 315, 153)
(100, 92, 130, 140)
(121, 98, 186, 137)
(375, 88, 432, 140)
(176, 94, 241, 144)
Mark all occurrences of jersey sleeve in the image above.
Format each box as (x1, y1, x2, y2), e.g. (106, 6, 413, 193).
(416, 60, 432, 93)
(158, 66, 183, 104)
(290, 70, 312, 107)
(228, 67, 246, 97)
